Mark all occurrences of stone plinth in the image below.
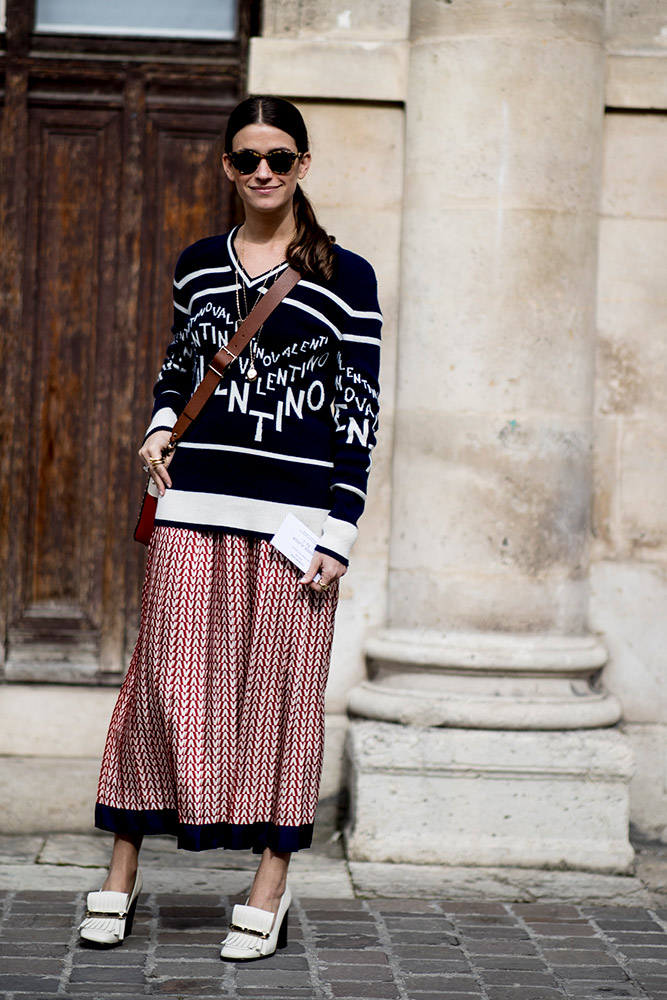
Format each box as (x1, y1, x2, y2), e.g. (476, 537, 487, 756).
(351, 629, 621, 729)
(346, 721, 634, 873)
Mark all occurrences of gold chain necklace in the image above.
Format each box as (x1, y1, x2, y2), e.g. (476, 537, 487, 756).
(234, 226, 288, 382)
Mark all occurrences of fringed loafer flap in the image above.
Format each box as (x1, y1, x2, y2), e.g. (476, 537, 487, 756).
(85, 890, 132, 919)
(223, 902, 276, 950)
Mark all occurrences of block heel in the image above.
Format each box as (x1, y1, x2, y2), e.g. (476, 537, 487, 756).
(277, 909, 289, 949)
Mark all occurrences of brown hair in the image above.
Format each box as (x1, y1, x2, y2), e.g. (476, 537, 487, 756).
(224, 96, 336, 283)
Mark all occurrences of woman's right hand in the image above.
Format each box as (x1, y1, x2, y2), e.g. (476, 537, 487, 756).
(138, 429, 175, 497)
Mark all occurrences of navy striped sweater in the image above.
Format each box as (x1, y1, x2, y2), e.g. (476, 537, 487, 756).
(146, 228, 381, 565)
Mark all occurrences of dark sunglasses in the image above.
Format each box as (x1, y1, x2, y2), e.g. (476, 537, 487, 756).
(228, 148, 302, 175)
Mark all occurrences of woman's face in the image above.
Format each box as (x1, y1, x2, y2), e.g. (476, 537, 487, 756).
(222, 123, 311, 216)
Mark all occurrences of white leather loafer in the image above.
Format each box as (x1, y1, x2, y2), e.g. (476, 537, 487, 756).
(220, 881, 292, 961)
(79, 868, 143, 946)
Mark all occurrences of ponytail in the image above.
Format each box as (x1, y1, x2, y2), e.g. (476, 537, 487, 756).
(287, 185, 337, 284)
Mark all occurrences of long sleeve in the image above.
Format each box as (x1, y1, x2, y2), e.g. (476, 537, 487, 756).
(315, 254, 382, 564)
(143, 251, 196, 442)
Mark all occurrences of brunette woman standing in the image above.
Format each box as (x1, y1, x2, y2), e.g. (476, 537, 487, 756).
(79, 96, 381, 961)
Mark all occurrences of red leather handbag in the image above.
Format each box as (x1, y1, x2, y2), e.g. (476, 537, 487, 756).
(134, 478, 160, 546)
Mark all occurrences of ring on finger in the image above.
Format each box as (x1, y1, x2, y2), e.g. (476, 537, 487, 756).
(142, 465, 150, 472)
(149, 457, 164, 467)
(318, 580, 329, 591)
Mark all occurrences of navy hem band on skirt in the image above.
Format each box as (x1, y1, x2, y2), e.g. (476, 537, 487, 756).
(95, 803, 314, 854)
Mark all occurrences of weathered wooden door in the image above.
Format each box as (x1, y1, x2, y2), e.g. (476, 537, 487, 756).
(0, 0, 256, 681)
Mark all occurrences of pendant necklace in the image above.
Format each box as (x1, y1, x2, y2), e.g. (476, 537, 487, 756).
(234, 226, 288, 382)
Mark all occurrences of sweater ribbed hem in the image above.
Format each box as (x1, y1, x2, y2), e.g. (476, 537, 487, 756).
(155, 489, 330, 540)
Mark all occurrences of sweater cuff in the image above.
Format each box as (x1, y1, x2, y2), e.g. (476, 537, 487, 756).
(143, 406, 178, 444)
(316, 515, 358, 564)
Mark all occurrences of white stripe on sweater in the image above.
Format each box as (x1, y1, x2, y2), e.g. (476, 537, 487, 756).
(178, 441, 334, 468)
(187, 283, 242, 314)
(332, 482, 367, 500)
(299, 279, 383, 322)
(282, 297, 342, 339)
(282, 296, 381, 344)
(174, 265, 233, 289)
(341, 333, 382, 346)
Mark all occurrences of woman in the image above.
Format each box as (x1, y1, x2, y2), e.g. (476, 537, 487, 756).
(79, 96, 381, 961)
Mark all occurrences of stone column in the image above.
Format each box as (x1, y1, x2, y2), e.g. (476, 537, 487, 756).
(346, 0, 634, 872)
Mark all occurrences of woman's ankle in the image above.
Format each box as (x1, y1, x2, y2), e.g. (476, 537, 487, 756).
(101, 833, 142, 893)
(101, 867, 137, 894)
(247, 883, 285, 913)
(247, 851, 289, 912)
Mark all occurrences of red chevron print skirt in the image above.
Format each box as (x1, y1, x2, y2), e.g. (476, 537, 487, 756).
(95, 527, 339, 853)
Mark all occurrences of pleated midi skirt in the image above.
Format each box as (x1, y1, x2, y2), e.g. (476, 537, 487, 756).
(95, 526, 339, 853)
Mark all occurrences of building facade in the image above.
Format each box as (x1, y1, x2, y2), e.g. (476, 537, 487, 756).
(2, 0, 667, 861)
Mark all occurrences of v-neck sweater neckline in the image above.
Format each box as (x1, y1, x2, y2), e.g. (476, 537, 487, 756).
(229, 226, 290, 286)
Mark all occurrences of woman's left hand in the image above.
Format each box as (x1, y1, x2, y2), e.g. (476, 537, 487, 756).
(299, 553, 347, 594)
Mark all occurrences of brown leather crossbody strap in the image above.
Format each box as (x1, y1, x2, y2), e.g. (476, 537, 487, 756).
(167, 265, 300, 447)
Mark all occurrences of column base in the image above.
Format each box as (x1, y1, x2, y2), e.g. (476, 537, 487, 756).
(352, 629, 622, 729)
(345, 721, 635, 873)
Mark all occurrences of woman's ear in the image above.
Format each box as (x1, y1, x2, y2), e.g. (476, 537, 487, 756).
(222, 152, 236, 184)
(298, 151, 311, 181)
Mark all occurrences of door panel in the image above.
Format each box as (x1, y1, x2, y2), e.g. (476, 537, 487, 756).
(28, 111, 121, 612)
(6, 110, 122, 679)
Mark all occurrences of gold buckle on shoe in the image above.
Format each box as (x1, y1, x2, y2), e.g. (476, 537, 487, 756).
(228, 922, 270, 940)
(85, 909, 127, 919)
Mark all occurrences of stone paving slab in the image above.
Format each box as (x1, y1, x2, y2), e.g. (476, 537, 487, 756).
(349, 862, 654, 906)
(1, 890, 667, 999)
(0, 837, 45, 866)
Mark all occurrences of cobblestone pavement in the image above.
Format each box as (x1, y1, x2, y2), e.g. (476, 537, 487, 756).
(2, 890, 667, 1000)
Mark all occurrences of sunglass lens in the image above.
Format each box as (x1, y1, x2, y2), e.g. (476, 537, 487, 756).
(230, 151, 259, 174)
(266, 151, 297, 173)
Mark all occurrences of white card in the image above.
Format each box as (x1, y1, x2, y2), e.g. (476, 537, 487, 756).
(270, 513, 321, 579)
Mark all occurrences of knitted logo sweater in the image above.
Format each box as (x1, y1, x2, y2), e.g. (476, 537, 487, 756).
(145, 229, 382, 566)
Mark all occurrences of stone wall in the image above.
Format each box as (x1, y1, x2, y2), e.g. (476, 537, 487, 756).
(606, 0, 667, 52)
(591, 0, 667, 838)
